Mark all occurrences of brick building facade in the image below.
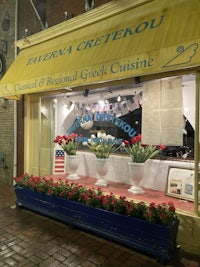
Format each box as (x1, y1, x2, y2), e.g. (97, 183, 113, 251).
(0, 0, 15, 184)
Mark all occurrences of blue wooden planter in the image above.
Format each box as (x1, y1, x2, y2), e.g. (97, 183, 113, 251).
(14, 186, 179, 262)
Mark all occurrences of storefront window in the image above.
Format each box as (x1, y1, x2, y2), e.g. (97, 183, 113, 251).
(53, 74, 195, 160)
(26, 73, 195, 175)
(40, 97, 56, 175)
(25, 95, 56, 176)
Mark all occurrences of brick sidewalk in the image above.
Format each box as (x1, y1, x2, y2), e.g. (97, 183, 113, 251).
(0, 184, 199, 267)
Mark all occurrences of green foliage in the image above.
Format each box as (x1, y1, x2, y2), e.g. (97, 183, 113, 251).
(89, 142, 117, 159)
(83, 132, 122, 159)
(126, 142, 160, 163)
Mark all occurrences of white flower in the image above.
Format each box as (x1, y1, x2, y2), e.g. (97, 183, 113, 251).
(97, 132, 106, 139)
(82, 132, 122, 159)
(121, 142, 125, 147)
(82, 141, 89, 147)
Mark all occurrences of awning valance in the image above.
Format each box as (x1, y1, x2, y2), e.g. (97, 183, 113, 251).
(0, 0, 200, 98)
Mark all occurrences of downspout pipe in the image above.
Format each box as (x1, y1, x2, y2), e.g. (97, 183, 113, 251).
(13, 0, 19, 181)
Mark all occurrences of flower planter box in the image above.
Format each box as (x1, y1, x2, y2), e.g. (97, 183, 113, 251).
(14, 186, 179, 262)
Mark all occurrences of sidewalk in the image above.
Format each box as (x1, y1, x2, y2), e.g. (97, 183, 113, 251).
(0, 184, 199, 267)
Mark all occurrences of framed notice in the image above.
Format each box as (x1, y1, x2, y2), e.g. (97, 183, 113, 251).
(166, 167, 195, 201)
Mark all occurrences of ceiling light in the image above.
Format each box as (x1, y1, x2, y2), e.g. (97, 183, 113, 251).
(117, 95, 121, 102)
(98, 100, 104, 105)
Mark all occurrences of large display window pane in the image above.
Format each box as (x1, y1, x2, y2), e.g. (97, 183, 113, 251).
(25, 73, 195, 176)
(53, 74, 195, 160)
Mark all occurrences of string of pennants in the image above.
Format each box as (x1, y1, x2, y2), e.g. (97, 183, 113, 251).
(75, 91, 142, 118)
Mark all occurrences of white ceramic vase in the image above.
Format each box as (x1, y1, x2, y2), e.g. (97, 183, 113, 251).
(95, 158, 109, 187)
(66, 154, 80, 180)
(128, 161, 145, 194)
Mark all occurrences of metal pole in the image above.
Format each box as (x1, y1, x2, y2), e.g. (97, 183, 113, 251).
(29, 0, 45, 30)
(194, 72, 200, 216)
(13, 0, 19, 182)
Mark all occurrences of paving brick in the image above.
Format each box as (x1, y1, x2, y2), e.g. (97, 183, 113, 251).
(0, 248, 13, 257)
(3, 257, 18, 266)
(6, 239, 20, 247)
(11, 244, 23, 253)
(58, 247, 71, 258)
(1, 250, 16, 259)
(11, 253, 26, 263)
(44, 259, 60, 267)
(81, 261, 98, 267)
(53, 252, 66, 262)
(22, 263, 36, 267)
(47, 247, 59, 256)
(40, 256, 55, 266)
(0, 244, 7, 251)
(36, 251, 50, 260)
(16, 259, 31, 266)
(63, 254, 78, 265)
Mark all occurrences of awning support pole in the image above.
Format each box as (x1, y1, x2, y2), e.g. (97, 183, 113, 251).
(29, 0, 45, 30)
(194, 72, 200, 216)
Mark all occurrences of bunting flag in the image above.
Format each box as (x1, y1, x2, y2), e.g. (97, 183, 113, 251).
(115, 105, 123, 117)
(126, 99, 134, 111)
(137, 91, 143, 106)
(53, 149, 66, 175)
(80, 92, 143, 121)
(120, 102, 129, 115)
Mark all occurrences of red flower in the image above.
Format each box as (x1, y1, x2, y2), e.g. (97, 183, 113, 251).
(169, 206, 175, 212)
(14, 174, 177, 226)
(158, 144, 166, 150)
(130, 134, 142, 144)
(123, 140, 129, 145)
(168, 201, 174, 207)
(161, 212, 167, 219)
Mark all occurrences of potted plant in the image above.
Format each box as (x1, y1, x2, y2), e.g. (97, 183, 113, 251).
(123, 134, 166, 194)
(83, 132, 122, 186)
(83, 132, 122, 159)
(13, 174, 179, 262)
(53, 133, 82, 180)
(53, 133, 81, 156)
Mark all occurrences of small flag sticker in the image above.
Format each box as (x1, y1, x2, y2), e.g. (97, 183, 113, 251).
(53, 149, 66, 174)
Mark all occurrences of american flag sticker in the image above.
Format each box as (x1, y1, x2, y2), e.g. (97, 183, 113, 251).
(53, 149, 66, 174)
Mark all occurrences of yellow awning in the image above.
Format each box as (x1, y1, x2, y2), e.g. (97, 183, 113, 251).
(0, 0, 200, 98)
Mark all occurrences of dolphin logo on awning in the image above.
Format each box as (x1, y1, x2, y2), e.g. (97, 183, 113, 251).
(162, 43, 198, 68)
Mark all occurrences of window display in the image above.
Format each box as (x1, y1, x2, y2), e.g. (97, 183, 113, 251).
(53, 74, 195, 160)
(25, 73, 195, 177)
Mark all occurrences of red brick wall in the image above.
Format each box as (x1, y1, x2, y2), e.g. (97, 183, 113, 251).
(18, 0, 111, 39)
(0, 0, 15, 184)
